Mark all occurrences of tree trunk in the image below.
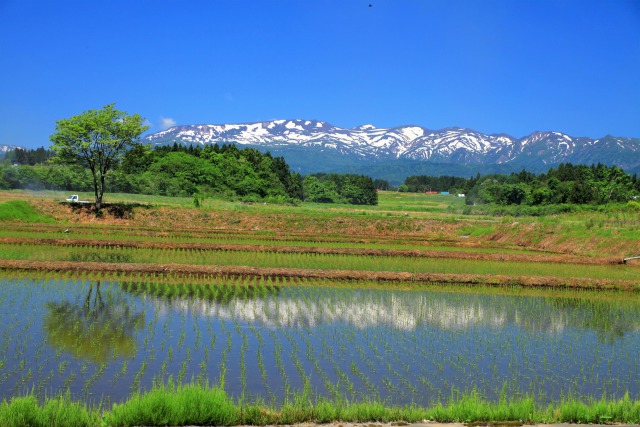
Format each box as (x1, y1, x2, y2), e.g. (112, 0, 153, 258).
(93, 176, 101, 211)
(95, 174, 105, 211)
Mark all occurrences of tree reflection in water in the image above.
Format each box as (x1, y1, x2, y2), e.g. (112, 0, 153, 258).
(44, 281, 145, 363)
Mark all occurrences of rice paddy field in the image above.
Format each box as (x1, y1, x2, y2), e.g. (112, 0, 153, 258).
(1, 276, 639, 408)
(0, 190, 639, 425)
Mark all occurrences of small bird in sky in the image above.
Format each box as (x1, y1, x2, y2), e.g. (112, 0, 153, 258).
(369, 4, 372, 7)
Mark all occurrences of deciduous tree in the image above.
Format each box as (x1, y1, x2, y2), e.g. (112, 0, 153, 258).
(49, 104, 148, 210)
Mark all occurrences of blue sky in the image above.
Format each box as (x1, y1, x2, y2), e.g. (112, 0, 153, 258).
(1, 0, 639, 149)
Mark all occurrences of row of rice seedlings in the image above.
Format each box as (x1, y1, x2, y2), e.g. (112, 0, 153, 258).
(267, 329, 290, 402)
(3, 242, 636, 282)
(0, 269, 629, 303)
(293, 325, 334, 401)
(17, 226, 542, 253)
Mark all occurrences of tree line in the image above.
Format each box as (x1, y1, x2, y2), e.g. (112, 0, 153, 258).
(6, 144, 637, 207)
(5, 147, 56, 166)
(0, 143, 378, 205)
(403, 163, 640, 205)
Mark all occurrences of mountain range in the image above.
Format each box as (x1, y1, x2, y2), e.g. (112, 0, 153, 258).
(130, 119, 640, 182)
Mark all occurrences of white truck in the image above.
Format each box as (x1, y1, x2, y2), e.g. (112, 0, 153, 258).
(66, 195, 90, 203)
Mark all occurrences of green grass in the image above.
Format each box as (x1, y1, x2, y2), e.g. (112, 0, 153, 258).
(0, 393, 97, 427)
(8, 189, 467, 216)
(0, 201, 53, 222)
(107, 382, 238, 426)
(459, 224, 496, 237)
(1, 385, 639, 426)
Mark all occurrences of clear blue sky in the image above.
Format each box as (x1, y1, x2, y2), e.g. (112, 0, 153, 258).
(1, 0, 639, 149)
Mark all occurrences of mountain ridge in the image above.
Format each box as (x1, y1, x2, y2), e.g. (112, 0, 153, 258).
(143, 119, 640, 180)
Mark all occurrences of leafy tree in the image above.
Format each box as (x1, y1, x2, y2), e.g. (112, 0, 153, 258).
(270, 155, 297, 197)
(589, 164, 632, 203)
(374, 179, 392, 191)
(531, 187, 554, 205)
(120, 144, 154, 174)
(288, 172, 305, 200)
(304, 173, 377, 205)
(337, 174, 378, 205)
(404, 175, 468, 193)
(500, 183, 530, 205)
(568, 180, 594, 204)
(49, 104, 148, 210)
(303, 175, 344, 203)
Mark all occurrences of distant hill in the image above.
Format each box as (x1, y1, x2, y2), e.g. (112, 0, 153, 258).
(144, 120, 640, 183)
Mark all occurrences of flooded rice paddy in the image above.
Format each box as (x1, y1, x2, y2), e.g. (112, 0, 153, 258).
(0, 277, 638, 407)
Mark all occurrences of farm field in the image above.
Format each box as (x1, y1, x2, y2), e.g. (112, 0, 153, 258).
(0, 190, 639, 425)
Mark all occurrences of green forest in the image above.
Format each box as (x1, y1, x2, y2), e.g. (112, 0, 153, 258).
(0, 144, 378, 205)
(403, 163, 640, 206)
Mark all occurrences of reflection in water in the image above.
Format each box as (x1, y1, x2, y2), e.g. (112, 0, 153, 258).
(122, 282, 640, 339)
(154, 292, 508, 330)
(44, 281, 145, 363)
(0, 278, 638, 407)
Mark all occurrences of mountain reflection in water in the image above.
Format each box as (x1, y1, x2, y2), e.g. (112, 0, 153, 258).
(121, 282, 640, 340)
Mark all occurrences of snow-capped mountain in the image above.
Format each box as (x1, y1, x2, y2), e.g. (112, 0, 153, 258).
(0, 145, 20, 152)
(0, 145, 21, 157)
(143, 120, 640, 176)
(144, 120, 518, 161)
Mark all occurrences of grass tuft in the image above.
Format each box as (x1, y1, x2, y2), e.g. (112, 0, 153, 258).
(106, 382, 238, 426)
(0, 393, 97, 427)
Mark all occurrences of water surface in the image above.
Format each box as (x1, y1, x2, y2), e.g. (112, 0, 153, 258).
(0, 277, 638, 406)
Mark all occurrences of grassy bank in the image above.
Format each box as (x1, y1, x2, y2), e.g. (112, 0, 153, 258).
(0, 200, 54, 223)
(1, 384, 639, 427)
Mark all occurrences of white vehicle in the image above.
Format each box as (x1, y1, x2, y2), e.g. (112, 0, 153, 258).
(66, 195, 90, 203)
